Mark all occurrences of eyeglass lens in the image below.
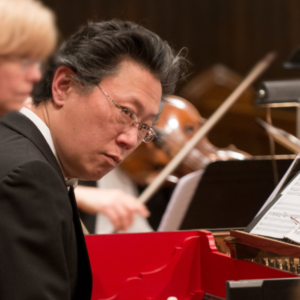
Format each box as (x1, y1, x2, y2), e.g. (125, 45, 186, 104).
(118, 110, 156, 142)
(98, 85, 156, 143)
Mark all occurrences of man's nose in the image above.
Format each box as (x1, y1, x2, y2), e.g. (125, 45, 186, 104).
(26, 63, 42, 83)
(116, 126, 140, 150)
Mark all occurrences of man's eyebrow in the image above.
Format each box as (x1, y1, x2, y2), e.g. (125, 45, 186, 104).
(129, 97, 144, 111)
(129, 97, 161, 124)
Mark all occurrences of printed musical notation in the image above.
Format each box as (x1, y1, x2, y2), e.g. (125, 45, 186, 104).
(251, 173, 300, 240)
(284, 225, 300, 244)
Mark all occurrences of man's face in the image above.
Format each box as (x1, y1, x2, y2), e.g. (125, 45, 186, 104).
(0, 57, 41, 117)
(52, 60, 162, 180)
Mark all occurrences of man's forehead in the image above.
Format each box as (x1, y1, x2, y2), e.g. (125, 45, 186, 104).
(129, 95, 160, 111)
(100, 60, 162, 116)
(110, 59, 160, 88)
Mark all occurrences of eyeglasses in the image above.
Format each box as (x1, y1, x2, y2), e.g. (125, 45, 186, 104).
(2, 55, 42, 71)
(98, 86, 157, 143)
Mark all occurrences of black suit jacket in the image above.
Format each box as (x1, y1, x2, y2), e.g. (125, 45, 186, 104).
(0, 111, 92, 300)
(78, 180, 97, 234)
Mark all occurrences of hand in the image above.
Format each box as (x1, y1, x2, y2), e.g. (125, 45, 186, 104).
(75, 186, 150, 231)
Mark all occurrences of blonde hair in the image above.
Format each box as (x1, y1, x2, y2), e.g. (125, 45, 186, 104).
(0, 0, 57, 59)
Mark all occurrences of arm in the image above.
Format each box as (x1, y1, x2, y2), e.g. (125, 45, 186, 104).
(0, 160, 75, 300)
(75, 186, 149, 231)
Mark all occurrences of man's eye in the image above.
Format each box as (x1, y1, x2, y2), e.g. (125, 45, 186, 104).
(122, 108, 135, 118)
(141, 124, 150, 130)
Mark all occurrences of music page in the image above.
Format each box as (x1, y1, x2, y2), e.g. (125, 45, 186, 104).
(285, 224, 300, 244)
(255, 154, 299, 216)
(250, 172, 300, 239)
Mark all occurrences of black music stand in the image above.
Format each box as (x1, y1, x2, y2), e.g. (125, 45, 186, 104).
(179, 159, 293, 231)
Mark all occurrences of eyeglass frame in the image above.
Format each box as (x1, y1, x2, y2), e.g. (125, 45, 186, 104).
(98, 85, 157, 143)
(0, 55, 42, 71)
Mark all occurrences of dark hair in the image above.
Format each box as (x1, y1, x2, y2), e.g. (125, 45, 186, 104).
(33, 19, 186, 105)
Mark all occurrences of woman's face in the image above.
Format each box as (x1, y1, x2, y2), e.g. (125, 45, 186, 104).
(0, 56, 41, 117)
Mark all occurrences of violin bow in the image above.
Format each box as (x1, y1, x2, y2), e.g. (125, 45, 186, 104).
(139, 52, 276, 204)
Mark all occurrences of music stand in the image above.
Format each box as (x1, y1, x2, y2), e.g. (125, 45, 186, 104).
(257, 118, 300, 153)
(175, 159, 294, 231)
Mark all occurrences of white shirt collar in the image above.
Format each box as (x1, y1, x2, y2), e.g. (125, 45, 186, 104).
(20, 107, 57, 157)
(20, 107, 77, 187)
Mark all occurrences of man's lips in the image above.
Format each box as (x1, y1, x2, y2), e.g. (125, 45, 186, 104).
(105, 154, 122, 165)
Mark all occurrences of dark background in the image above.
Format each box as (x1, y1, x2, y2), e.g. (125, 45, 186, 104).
(41, 0, 300, 155)
(42, 0, 300, 82)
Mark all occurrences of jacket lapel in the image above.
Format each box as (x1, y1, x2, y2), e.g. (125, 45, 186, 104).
(69, 187, 93, 300)
(1, 111, 65, 183)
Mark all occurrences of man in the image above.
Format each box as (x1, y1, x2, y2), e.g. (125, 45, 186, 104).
(0, 0, 150, 233)
(0, 20, 184, 299)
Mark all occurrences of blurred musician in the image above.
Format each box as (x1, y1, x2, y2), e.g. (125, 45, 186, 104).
(0, 16, 184, 299)
(0, 0, 56, 116)
(76, 177, 150, 232)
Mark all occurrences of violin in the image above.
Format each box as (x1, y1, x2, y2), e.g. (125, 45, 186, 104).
(120, 95, 251, 186)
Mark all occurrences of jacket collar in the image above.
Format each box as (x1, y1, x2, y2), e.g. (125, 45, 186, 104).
(1, 110, 65, 184)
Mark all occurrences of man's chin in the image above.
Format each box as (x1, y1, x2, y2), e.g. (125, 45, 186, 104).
(77, 167, 112, 181)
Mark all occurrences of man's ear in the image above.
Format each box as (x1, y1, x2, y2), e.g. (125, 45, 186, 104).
(52, 66, 75, 107)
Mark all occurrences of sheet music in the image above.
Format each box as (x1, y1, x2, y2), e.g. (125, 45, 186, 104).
(285, 224, 300, 244)
(256, 154, 300, 216)
(250, 172, 300, 239)
(281, 172, 300, 195)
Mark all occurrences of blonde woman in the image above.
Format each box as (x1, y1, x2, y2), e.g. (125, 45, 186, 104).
(0, 0, 57, 116)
